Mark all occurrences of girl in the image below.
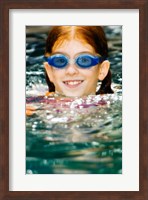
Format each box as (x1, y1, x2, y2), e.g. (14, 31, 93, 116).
(26, 26, 113, 115)
(44, 26, 113, 97)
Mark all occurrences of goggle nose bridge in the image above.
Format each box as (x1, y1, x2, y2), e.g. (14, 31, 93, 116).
(68, 58, 76, 65)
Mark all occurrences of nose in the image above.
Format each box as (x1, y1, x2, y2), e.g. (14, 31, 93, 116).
(65, 63, 79, 75)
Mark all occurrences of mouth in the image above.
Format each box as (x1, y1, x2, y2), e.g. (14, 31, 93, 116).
(63, 80, 84, 88)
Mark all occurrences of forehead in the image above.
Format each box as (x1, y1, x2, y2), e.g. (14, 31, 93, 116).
(52, 39, 95, 54)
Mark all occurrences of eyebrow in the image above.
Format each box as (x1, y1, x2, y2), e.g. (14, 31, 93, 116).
(51, 51, 96, 57)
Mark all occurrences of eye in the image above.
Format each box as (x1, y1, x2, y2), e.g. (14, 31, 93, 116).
(80, 57, 91, 63)
(77, 55, 92, 67)
(53, 57, 67, 65)
(51, 55, 68, 68)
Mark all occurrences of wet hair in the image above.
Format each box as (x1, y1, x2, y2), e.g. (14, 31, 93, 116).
(45, 26, 113, 94)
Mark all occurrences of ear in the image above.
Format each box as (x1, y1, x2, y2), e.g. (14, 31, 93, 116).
(98, 60, 110, 81)
(44, 62, 54, 82)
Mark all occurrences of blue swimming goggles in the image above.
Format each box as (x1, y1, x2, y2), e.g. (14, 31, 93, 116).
(44, 54, 104, 69)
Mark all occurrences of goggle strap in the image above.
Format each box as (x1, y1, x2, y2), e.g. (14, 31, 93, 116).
(44, 56, 52, 65)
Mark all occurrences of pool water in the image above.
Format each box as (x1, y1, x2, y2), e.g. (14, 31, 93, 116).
(26, 26, 122, 174)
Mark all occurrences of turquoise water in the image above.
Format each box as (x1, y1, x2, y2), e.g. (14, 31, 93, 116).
(26, 26, 122, 174)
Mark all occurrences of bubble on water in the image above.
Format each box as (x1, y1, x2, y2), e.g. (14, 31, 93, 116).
(92, 141, 100, 147)
(32, 124, 37, 129)
(46, 114, 54, 120)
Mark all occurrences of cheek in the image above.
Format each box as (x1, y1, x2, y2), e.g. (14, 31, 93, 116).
(84, 67, 99, 80)
(51, 70, 64, 82)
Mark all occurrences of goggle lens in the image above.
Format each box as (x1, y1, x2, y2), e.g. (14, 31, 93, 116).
(52, 56, 68, 68)
(76, 54, 96, 68)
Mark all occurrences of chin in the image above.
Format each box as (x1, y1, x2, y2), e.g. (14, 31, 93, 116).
(64, 92, 83, 97)
(66, 94, 82, 97)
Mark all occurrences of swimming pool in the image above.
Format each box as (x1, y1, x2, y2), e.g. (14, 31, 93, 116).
(26, 26, 122, 174)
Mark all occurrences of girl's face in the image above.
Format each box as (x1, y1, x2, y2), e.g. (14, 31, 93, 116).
(44, 39, 109, 97)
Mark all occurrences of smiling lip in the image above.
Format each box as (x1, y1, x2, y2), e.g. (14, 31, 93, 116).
(63, 80, 84, 88)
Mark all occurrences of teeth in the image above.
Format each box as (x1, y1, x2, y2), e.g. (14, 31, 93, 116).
(64, 81, 82, 85)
